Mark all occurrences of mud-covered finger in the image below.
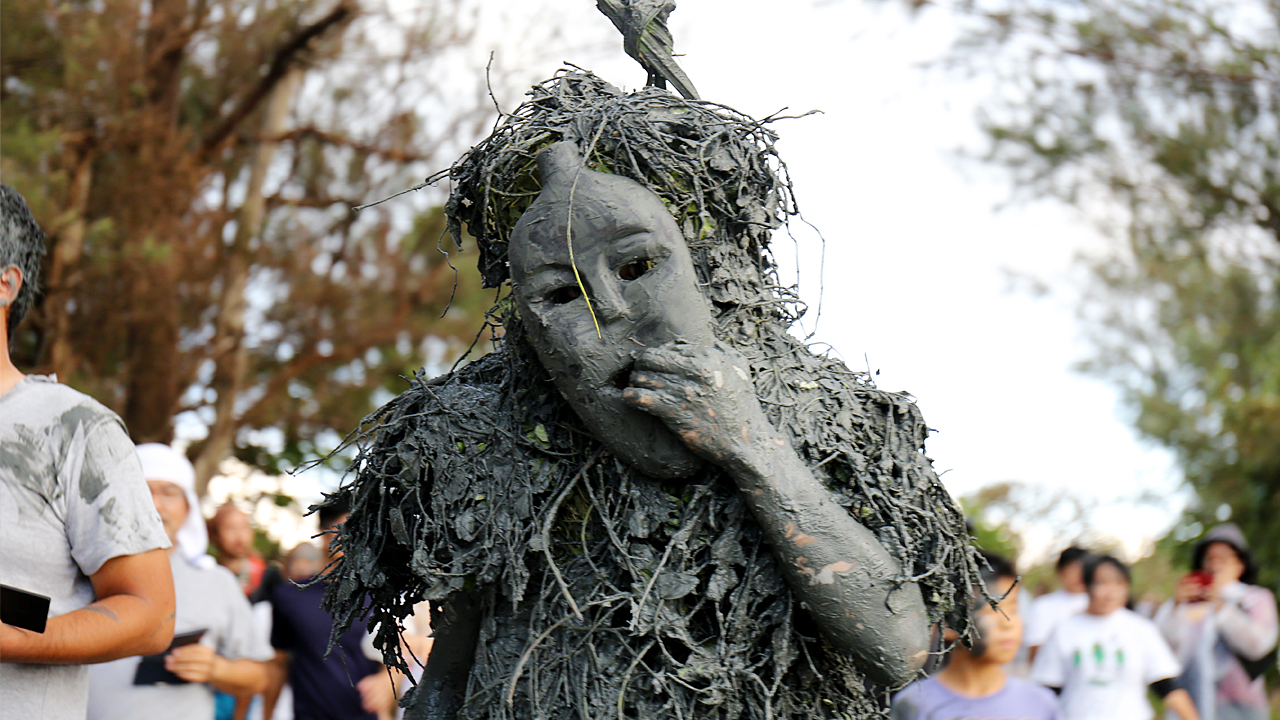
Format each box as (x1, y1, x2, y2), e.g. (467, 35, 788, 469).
(621, 385, 696, 417)
(633, 344, 711, 380)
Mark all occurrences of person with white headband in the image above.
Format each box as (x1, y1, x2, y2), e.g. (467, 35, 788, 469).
(87, 443, 275, 720)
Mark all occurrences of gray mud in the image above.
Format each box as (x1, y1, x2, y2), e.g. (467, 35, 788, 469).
(319, 70, 982, 720)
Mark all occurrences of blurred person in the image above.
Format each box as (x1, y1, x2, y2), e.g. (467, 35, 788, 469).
(1033, 554, 1200, 720)
(0, 183, 176, 719)
(210, 503, 282, 602)
(283, 542, 323, 583)
(392, 602, 434, 720)
(87, 443, 275, 720)
(891, 551, 1060, 719)
(260, 542, 324, 720)
(1155, 523, 1278, 720)
(1025, 546, 1090, 662)
(268, 500, 400, 720)
(209, 502, 286, 720)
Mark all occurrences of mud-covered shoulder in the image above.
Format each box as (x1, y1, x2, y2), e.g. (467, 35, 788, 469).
(319, 354, 571, 663)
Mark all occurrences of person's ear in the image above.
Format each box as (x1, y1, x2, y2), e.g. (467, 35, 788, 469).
(0, 265, 23, 308)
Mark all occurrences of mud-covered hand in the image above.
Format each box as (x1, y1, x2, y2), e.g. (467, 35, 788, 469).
(623, 341, 930, 686)
(622, 341, 773, 470)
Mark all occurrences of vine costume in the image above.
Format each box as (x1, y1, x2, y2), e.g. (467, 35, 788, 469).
(320, 70, 981, 720)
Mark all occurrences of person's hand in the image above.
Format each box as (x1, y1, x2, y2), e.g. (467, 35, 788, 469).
(623, 341, 773, 470)
(1173, 575, 1207, 604)
(357, 671, 397, 715)
(1204, 570, 1242, 609)
(165, 642, 219, 683)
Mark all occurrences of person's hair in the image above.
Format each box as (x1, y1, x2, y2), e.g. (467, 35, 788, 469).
(1082, 553, 1130, 588)
(977, 550, 1017, 590)
(207, 502, 245, 540)
(1193, 539, 1258, 586)
(1056, 545, 1088, 572)
(0, 184, 46, 343)
(972, 550, 1018, 616)
(317, 496, 350, 530)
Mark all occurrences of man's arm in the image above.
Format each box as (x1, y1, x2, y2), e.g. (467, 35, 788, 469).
(260, 651, 290, 720)
(164, 643, 271, 695)
(0, 548, 175, 663)
(1159, 687, 1201, 720)
(358, 663, 404, 720)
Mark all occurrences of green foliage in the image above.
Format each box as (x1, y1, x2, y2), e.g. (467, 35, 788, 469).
(959, 495, 1020, 560)
(942, 0, 1280, 588)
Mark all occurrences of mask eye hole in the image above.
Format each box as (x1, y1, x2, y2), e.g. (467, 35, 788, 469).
(617, 259, 654, 282)
(546, 286, 583, 305)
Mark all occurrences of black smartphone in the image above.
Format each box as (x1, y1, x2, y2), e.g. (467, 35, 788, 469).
(1, 584, 51, 633)
(132, 629, 207, 685)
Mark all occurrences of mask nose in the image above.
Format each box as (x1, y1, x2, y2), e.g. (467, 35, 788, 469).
(590, 276, 630, 324)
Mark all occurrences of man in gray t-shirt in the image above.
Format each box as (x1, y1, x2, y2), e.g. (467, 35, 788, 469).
(0, 183, 176, 719)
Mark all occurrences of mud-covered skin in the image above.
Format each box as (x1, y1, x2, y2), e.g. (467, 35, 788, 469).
(510, 143, 716, 480)
(627, 341, 930, 682)
(510, 146, 928, 683)
(321, 71, 981, 720)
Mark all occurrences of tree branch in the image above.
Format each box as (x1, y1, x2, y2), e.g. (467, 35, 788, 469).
(272, 125, 434, 163)
(199, 1, 357, 162)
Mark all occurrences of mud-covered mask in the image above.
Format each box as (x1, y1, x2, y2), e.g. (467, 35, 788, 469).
(510, 142, 715, 479)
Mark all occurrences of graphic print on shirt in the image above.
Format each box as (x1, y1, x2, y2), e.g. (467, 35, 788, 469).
(1071, 635, 1126, 687)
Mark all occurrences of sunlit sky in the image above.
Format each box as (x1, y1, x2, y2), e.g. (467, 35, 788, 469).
(235, 0, 1190, 560)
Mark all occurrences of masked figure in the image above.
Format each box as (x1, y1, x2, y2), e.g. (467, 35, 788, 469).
(321, 71, 979, 720)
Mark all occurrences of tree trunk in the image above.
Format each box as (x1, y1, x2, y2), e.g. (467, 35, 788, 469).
(44, 147, 94, 380)
(193, 68, 301, 495)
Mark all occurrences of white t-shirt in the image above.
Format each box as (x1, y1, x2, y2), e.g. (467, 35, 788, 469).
(1032, 608, 1182, 720)
(0, 376, 170, 720)
(87, 553, 275, 720)
(1026, 589, 1089, 648)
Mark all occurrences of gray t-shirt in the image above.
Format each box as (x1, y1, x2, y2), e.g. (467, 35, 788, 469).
(0, 375, 171, 719)
(87, 553, 275, 720)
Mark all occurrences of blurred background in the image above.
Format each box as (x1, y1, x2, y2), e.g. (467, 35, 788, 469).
(3, 0, 1276, 604)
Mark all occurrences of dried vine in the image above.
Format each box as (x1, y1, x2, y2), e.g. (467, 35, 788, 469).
(320, 69, 982, 720)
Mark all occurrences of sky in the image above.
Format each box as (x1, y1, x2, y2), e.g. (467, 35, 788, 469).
(222, 0, 1189, 561)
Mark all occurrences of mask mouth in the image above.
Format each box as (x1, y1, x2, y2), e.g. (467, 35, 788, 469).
(611, 363, 634, 390)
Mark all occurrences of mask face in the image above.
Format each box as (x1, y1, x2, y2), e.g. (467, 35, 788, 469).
(509, 143, 715, 479)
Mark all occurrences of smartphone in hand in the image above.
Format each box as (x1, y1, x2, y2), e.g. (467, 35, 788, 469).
(1, 584, 51, 633)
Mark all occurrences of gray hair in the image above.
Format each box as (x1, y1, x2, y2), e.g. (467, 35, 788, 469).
(0, 184, 46, 342)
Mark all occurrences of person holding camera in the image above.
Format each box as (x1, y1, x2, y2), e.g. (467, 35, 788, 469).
(1155, 524, 1278, 720)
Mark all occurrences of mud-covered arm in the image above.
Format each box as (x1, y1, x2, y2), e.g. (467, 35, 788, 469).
(624, 343, 930, 686)
(405, 589, 482, 720)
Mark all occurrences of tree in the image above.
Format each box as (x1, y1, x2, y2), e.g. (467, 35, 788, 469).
(2, 0, 530, 491)
(931, 0, 1280, 587)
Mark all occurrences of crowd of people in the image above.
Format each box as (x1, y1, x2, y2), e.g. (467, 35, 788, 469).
(3, 175, 1278, 720)
(0, 185, 429, 720)
(892, 532, 1279, 720)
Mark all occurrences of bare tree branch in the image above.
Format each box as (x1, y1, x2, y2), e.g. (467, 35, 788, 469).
(199, 1, 356, 162)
